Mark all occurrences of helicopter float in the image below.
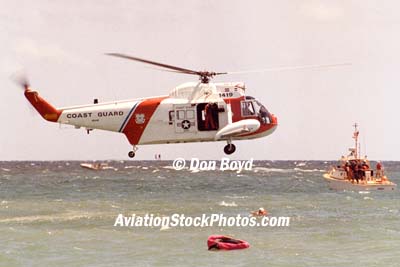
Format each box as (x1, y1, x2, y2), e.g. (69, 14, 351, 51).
(21, 53, 280, 158)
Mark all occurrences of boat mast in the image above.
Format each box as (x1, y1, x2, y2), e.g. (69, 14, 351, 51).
(353, 123, 359, 159)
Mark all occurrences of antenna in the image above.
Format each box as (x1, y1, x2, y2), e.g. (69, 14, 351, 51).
(352, 123, 359, 158)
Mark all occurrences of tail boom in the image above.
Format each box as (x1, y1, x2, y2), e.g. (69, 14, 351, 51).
(24, 89, 62, 122)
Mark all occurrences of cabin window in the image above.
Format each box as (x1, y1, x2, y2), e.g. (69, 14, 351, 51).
(177, 110, 185, 120)
(168, 110, 175, 125)
(186, 110, 195, 120)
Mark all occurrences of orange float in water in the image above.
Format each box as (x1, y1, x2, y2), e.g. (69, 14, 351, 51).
(207, 235, 250, 251)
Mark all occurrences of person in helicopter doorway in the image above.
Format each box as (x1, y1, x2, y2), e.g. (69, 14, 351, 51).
(204, 102, 217, 130)
(211, 103, 219, 128)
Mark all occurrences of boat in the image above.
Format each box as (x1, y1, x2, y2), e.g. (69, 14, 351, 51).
(207, 235, 250, 251)
(80, 163, 117, 171)
(324, 123, 396, 191)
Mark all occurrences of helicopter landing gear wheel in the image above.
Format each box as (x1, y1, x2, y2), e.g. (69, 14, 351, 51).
(224, 144, 236, 155)
(128, 145, 138, 158)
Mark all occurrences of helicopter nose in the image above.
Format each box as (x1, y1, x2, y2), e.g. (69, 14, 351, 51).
(270, 114, 278, 125)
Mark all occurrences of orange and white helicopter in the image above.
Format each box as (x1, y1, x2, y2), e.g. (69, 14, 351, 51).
(21, 53, 279, 158)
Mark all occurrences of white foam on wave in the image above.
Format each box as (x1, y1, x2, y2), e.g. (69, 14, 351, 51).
(254, 166, 325, 174)
(225, 195, 249, 199)
(102, 166, 118, 171)
(160, 225, 171, 231)
(162, 166, 176, 170)
(293, 168, 325, 173)
(219, 201, 238, 207)
(253, 167, 293, 173)
(0, 211, 109, 224)
(124, 166, 136, 169)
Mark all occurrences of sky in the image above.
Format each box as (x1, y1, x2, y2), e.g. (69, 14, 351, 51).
(1, 0, 399, 161)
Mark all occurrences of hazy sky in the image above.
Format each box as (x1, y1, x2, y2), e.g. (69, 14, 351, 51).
(1, 0, 399, 160)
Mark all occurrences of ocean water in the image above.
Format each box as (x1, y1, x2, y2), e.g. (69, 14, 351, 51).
(0, 161, 399, 267)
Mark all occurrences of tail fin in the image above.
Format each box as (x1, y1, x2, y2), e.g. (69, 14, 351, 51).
(24, 87, 62, 122)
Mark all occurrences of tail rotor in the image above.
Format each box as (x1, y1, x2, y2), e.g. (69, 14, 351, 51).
(11, 72, 30, 91)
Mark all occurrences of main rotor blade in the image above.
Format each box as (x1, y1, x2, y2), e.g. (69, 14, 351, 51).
(227, 63, 352, 75)
(106, 53, 199, 75)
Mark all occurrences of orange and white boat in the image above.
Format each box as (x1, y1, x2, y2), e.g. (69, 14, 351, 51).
(80, 163, 117, 171)
(324, 124, 396, 191)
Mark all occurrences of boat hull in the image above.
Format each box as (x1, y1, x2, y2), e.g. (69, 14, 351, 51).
(323, 174, 396, 191)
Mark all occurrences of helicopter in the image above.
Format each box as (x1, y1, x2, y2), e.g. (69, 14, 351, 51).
(21, 53, 280, 158)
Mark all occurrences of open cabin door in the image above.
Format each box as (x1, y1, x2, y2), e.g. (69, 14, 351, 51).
(196, 103, 221, 131)
(172, 104, 197, 133)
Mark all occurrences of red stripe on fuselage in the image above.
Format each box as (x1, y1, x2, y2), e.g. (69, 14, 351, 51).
(122, 96, 168, 145)
(224, 97, 244, 123)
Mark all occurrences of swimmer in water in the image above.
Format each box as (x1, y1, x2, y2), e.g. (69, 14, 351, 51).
(251, 207, 268, 216)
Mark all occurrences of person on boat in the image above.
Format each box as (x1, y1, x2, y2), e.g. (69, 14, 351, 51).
(344, 161, 351, 180)
(251, 207, 268, 216)
(348, 160, 356, 182)
(357, 161, 365, 181)
(348, 168, 354, 182)
(376, 161, 383, 179)
(353, 163, 360, 183)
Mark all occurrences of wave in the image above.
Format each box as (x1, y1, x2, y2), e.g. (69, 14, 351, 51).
(124, 166, 138, 169)
(0, 211, 110, 224)
(293, 168, 325, 173)
(253, 167, 293, 173)
(162, 166, 177, 170)
(253, 167, 325, 173)
(218, 201, 238, 207)
(224, 195, 250, 199)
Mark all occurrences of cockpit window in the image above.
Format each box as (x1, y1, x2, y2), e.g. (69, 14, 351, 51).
(241, 100, 256, 116)
(242, 98, 273, 124)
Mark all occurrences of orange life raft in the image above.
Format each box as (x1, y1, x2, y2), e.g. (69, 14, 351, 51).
(207, 235, 250, 250)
